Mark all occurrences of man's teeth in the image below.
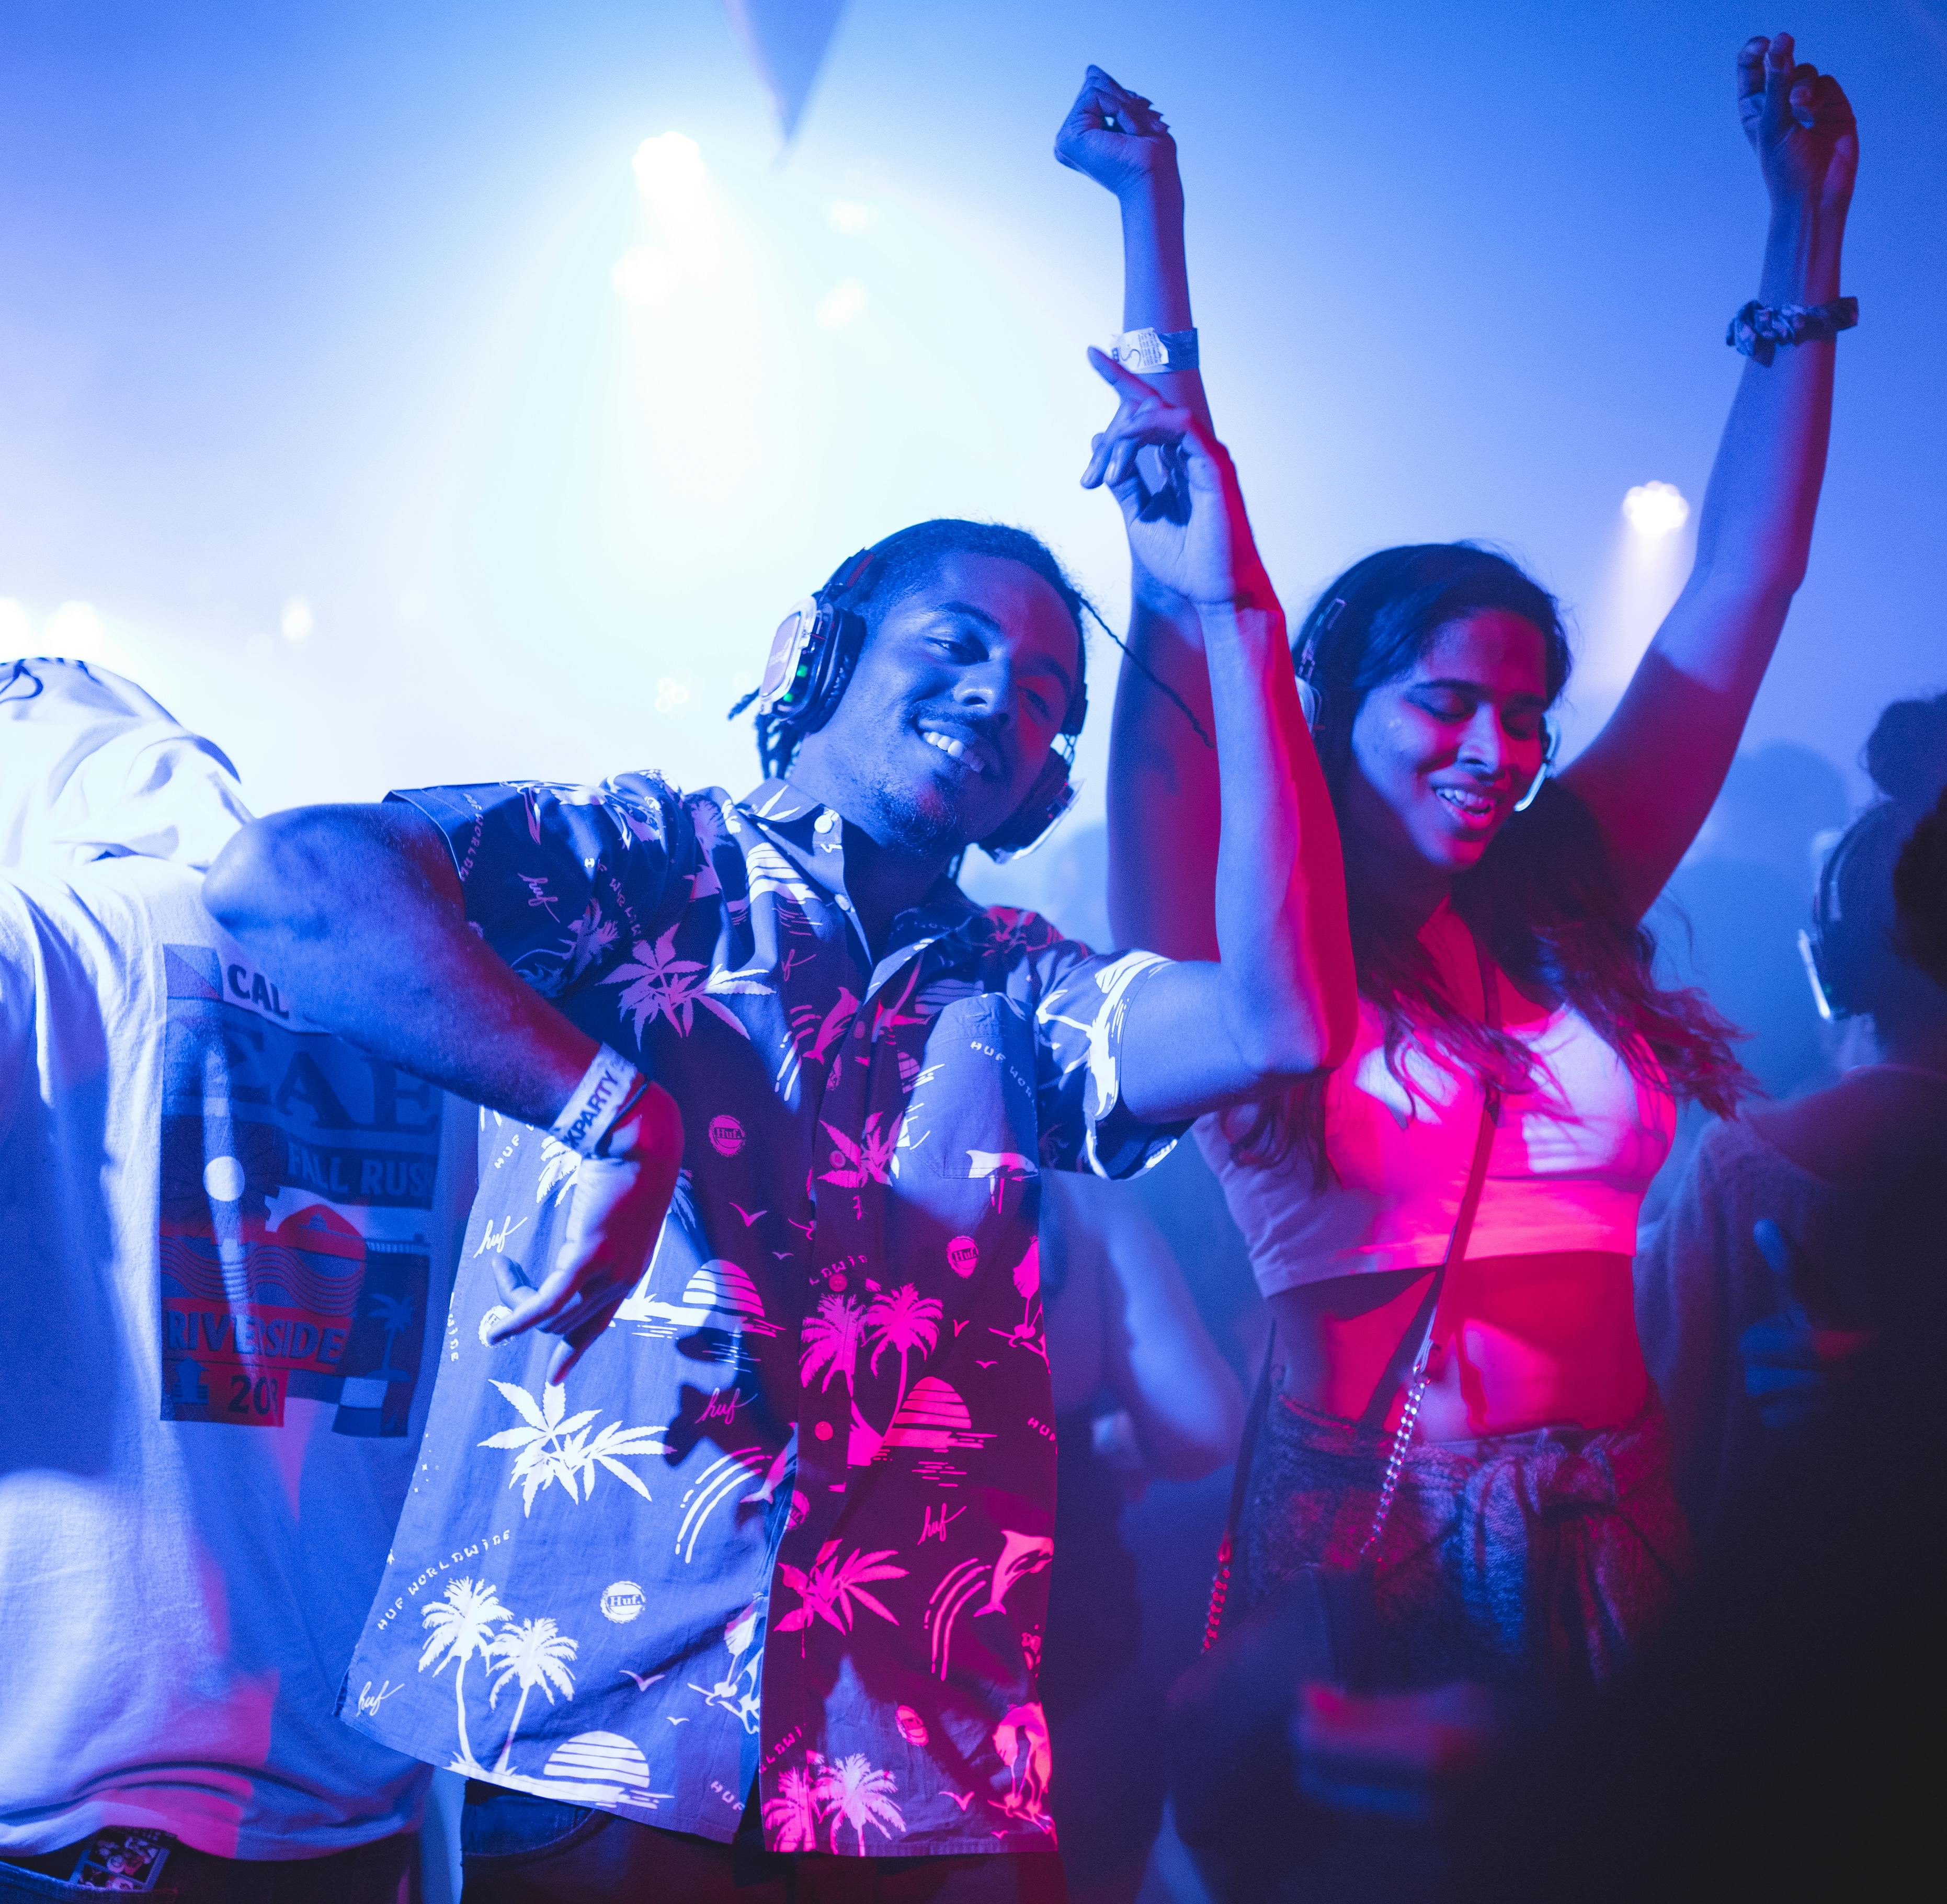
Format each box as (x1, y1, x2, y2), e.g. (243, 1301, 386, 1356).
(923, 731, 969, 762)
(1437, 787, 1494, 817)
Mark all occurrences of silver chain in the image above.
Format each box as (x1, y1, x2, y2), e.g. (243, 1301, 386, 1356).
(1356, 1371, 1429, 1559)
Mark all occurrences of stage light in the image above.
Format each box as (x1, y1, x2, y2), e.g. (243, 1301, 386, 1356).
(1623, 480, 1690, 538)
(814, 279, 868, 330)
(280, 596, 314, 643)
(654, 676, 692, 714)
(827, 200, 876, 234)
(44, 601, 104, 658)
(631, 132, 706, 213)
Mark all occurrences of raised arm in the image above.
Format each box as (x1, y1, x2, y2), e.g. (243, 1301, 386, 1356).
(1078, 354, 1356, 1119)
(204, 805, 682, 1375)
(1057, 67, 1223, 960)
(1562, 33, 1858, 917)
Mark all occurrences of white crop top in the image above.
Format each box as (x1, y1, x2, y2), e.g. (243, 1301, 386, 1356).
(1198, 904, 1675, 1296)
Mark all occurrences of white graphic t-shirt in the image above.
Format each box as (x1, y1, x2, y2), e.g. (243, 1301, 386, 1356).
(0, 660, 472, 1859)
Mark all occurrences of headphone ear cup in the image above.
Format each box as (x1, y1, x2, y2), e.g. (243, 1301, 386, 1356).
(801, 605, 866, 736)
(980, 750, 1077, 863)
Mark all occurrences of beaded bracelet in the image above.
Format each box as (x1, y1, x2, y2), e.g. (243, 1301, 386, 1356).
(1727, 297, 1859, 366)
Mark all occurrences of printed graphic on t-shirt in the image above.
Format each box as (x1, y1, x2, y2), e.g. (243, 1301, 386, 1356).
(158, 944, 443, 1435)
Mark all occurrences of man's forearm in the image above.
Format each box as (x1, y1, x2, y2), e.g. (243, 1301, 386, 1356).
(1203, 602, 1356, 1077)
(1106, 585, 1220, 958)
(205, 805, 599, 1126)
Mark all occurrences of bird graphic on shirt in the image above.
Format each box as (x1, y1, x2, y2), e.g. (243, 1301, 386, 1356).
(619, 1669, 665, 1691)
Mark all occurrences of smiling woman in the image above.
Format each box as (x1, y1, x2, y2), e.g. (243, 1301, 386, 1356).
(1063, 28, 1859, 1830)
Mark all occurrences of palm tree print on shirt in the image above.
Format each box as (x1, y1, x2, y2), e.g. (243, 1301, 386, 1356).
(760, 1750, 907, 1855)
(819, 1113, 902, 1190)
(605, 923, 768, 1040)
(814, 1752, 907, 1854)
(419, 1576, 510, 1774)
(801, 1286, 948, 1466)
(799, 1294, 867, 1398)
(761, 1761, 824, 1852)
(480, 1378, 669, 1515)
(864, 1284, 942, 1415)
(487, 1617, 580, 1772)
(560, 898, 620, 983)
(365, 1291, 417, 1381)
(773, 1540, 907, 1651)
(535, 1136, 578, 1207)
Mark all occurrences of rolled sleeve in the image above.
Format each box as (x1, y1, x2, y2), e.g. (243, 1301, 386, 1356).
(1032, 941, 1185, 1180)
(386, 776, 692, 1000)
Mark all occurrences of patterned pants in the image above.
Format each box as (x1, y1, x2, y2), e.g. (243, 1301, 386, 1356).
(1235, 1380, 1692, 1696)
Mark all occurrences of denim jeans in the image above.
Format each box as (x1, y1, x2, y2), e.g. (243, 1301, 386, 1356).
(0, 1833, 414, 1904)
(460, 1783, 1068, 1903)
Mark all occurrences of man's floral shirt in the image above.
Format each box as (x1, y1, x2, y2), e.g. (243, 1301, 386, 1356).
(337, 775, 1180, 1858)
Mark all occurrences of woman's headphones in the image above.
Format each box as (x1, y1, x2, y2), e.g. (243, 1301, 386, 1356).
(1797, 810, 1904, 1023)
(731, 547, 1087, 864)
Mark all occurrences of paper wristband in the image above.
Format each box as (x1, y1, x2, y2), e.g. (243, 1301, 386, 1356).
(550, 1046, 646, 1157)
(1110, 326, 1201, 375)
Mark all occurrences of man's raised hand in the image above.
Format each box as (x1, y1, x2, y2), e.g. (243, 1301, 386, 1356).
(1080, 348, 1271, 611)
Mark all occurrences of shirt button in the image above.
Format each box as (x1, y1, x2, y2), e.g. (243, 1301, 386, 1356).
(814, 1421, 835, 1441)
(853, 1020, 866, 1039)
(836, 896, 852, 912)
(814, 813, 836, 834)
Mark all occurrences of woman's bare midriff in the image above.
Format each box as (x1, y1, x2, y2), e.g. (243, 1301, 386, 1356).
(1267, 1250, 1649, 1442)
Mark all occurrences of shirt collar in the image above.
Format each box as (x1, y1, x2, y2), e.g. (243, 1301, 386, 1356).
(739, 778, 983, 954)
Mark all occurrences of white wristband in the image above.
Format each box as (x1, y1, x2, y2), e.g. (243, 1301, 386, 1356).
(1110, 326, 1200, 374)
(550, 1046, 645, 1157)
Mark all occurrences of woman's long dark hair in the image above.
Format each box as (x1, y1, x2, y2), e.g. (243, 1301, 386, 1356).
(1229, 543, 1747, 1169)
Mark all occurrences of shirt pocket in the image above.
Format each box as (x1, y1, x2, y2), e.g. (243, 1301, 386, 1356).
(900, 994, 1041, 1188)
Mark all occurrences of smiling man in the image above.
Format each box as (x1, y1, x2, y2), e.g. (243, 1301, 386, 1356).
(203, 357, 1355, 1902)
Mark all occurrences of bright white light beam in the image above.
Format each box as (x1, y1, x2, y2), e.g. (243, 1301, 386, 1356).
(632, 133, 706, 213)
(1622, 480, 1690, 538)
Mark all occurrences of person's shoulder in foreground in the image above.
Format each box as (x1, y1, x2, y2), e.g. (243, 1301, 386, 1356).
(0, 658, 465, 1889)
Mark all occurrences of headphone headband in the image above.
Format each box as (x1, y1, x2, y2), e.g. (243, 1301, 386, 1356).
(731, 541, 1096, 858)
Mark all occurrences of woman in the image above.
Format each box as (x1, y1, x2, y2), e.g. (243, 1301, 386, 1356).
(1638, 691, 1947, 1541)
(1061, 32, 1858, 1695)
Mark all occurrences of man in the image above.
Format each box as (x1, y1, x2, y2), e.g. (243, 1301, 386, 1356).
(0, 659, 472, 1902)
(205, 358, 1354, 1899)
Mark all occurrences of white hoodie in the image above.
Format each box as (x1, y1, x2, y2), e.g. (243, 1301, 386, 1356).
(0, 658, 472, 1859)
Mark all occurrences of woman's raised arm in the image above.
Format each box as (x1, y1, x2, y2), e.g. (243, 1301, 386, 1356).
(1562, 33, 1858, 918)
(1057, 67, 1223, 960)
